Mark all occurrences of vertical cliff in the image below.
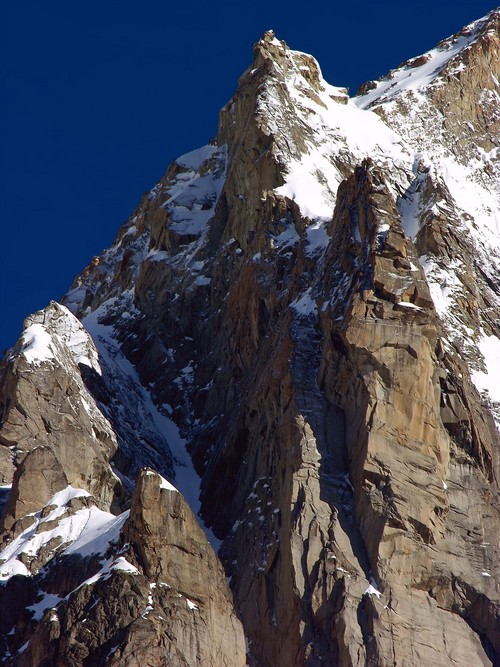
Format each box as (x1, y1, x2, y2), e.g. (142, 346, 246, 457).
(1, 9, 499, 667)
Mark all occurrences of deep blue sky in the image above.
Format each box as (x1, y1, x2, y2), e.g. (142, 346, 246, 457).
(1, 1, 496, 353)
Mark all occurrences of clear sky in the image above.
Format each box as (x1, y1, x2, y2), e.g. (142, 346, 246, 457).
(1, 1, 497, 353)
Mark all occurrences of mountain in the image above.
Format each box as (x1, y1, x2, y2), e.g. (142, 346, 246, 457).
(1, 9, 499, 666)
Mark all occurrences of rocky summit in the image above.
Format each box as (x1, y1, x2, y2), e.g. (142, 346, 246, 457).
(1, 9, 499, 667)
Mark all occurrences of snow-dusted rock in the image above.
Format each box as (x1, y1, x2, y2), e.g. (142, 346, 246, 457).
(1, 9, 499, 667)
(0, 302, 120, 516)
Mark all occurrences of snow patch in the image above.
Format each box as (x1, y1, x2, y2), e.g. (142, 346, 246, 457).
(19, 305, 102, 374)
(0, 485, 129, 581)
(159, 476, 178, 492)
(54, 304, 102, 374)
(291, 289, 317, 317)
(110, 556, 139, 574)
(144, 470, 178, 492)
(397, 301, 423, 311)
(175, 144, 219, 170)
(27, 593, 63, 622)
(471, 334, 500, 405)
(64, 510, 129, 559)
(20, 324, 54, 365)
(364, 584, 382, 598)
(162, 145, 227, 240)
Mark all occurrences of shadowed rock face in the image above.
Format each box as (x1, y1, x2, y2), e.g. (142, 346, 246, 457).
(1, 11, 499, 667)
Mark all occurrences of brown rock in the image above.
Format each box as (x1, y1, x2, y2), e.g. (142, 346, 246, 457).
(1, 447, 67, 535)
(124, 469, 247, 667)
(0, 303, 120, 513)
(2, 15, 500, 667)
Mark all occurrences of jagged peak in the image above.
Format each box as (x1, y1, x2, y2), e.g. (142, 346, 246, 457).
(239, 30, 348, 104)
(257, 29, 281, 46)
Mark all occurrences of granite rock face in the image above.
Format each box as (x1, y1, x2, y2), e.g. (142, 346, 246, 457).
(0, 302, 120, 523)
(1, 10, 499, 667)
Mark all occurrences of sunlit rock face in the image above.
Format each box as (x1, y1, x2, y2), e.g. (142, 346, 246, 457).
(1, 10, 499, 667)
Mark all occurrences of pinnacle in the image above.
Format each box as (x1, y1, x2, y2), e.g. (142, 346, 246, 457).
(257, 29, 283, 45)
(260, 29, 276, 40)
(249, 31, 325, 92)
(252, 29, 289, 66)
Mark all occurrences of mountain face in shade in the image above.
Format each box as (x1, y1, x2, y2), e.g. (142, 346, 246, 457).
(1, 9, 499, 667)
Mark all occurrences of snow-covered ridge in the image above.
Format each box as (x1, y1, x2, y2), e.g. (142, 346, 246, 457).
(400, 159, 500, 422)
(354, 8, 499, 109)
(330, 11, 500, 426)
(59, 146, 229, 547)
(146, 142, 227, 286)
(253, 29, 500, 432)
(64, 142, 227, 320)
(0, 483, 139, 638)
